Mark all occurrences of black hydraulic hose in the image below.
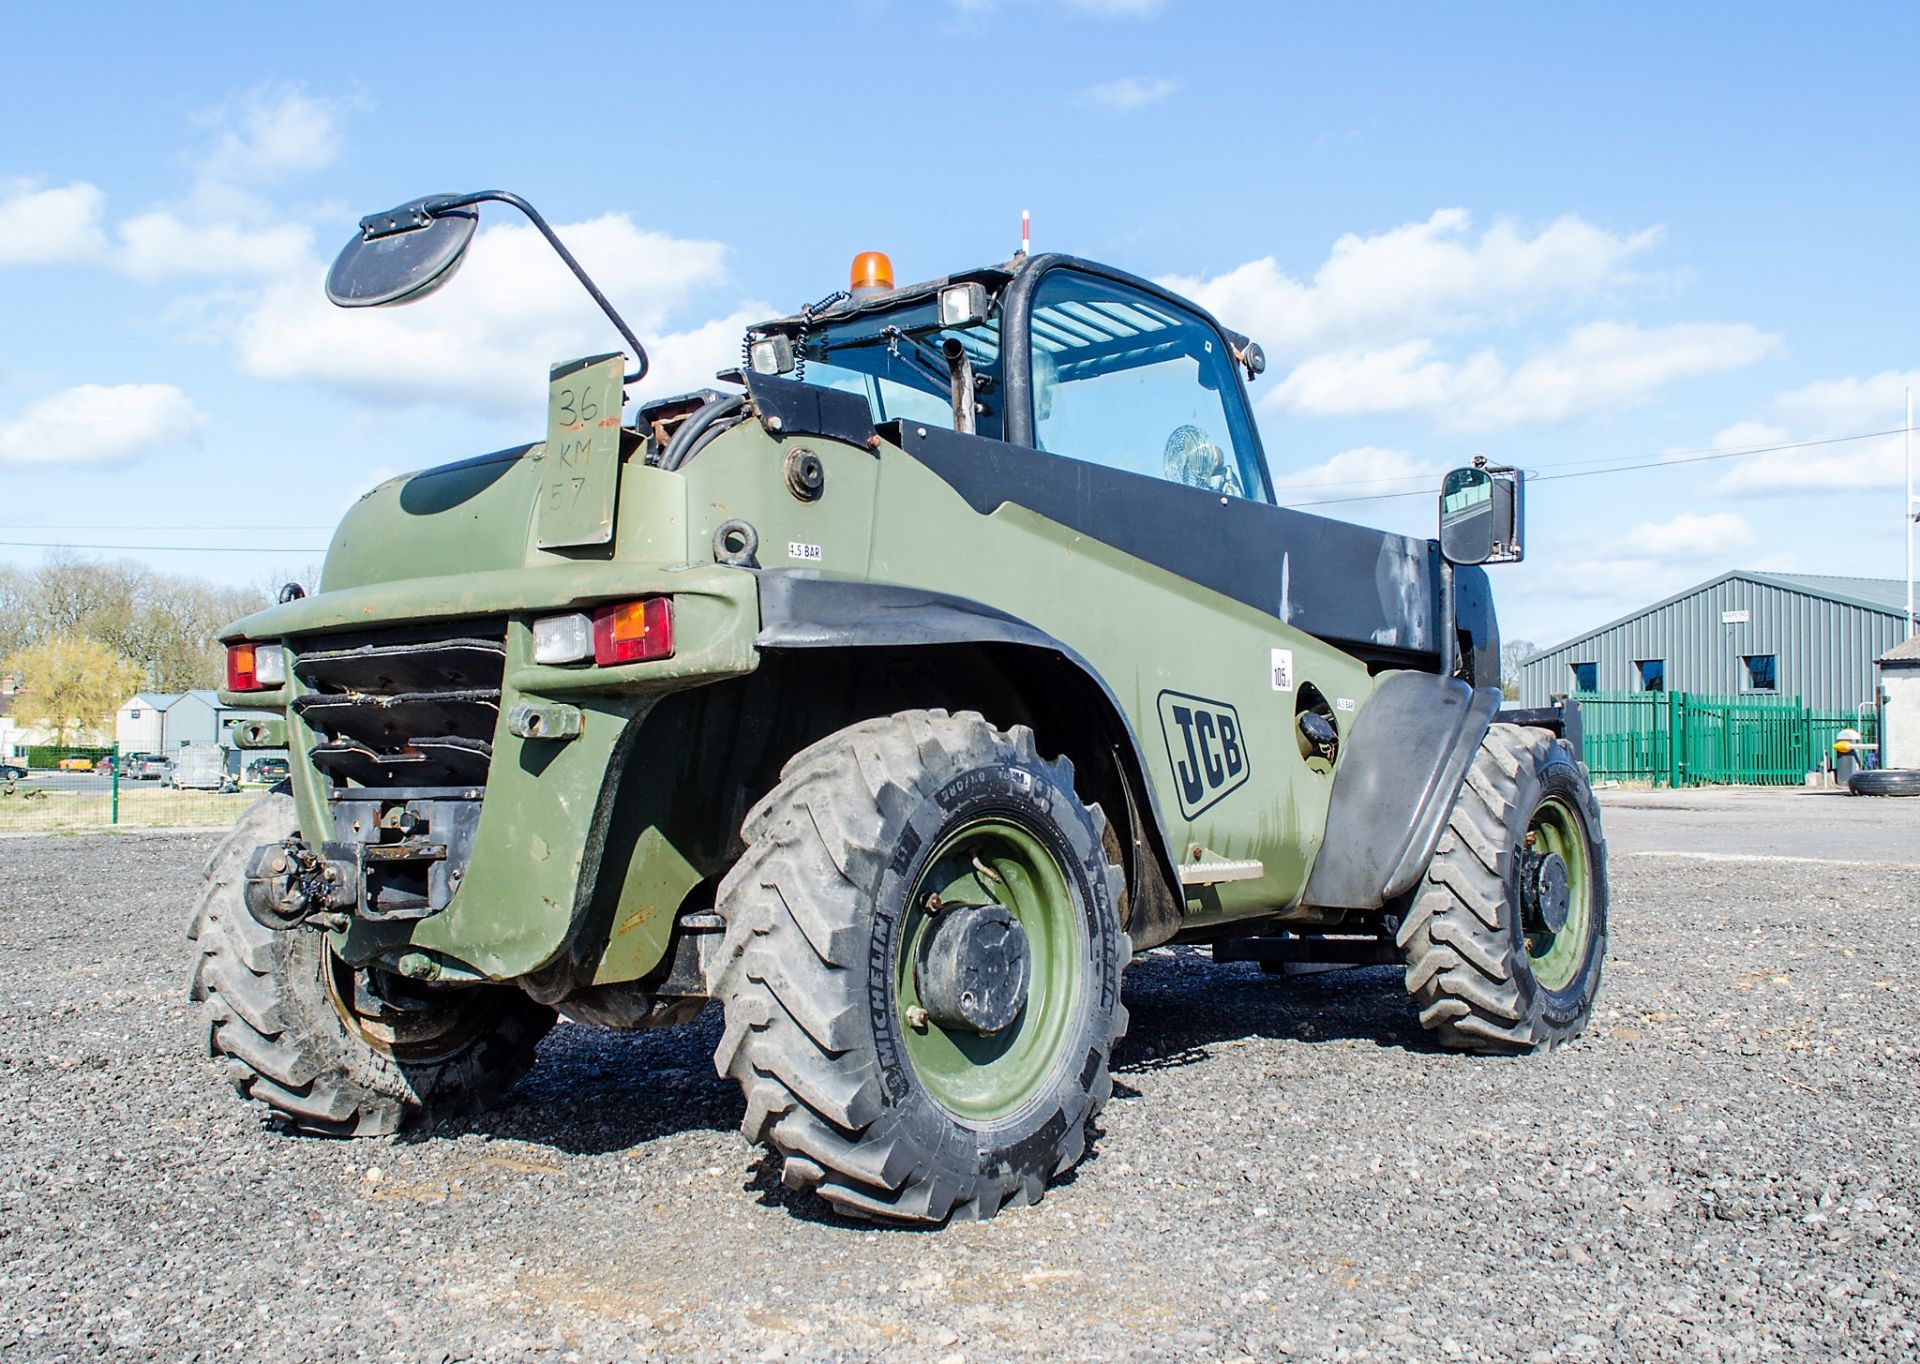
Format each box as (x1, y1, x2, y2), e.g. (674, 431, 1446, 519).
(660, 394, 747, 471)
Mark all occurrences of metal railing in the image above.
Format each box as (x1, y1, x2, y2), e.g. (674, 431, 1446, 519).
(1576, 691, 1876, 787)
(0, 744, 264, 834)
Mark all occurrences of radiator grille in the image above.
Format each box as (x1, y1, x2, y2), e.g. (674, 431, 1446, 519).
(290, 624, 507, 790)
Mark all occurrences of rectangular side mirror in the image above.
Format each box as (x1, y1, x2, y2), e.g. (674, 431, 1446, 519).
(1439, 465, 1524, 565)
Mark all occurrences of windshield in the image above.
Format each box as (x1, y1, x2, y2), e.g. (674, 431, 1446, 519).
(792, 297, 1004, 440)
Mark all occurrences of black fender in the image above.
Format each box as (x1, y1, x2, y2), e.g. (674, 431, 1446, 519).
(1301, 671, 1504, 911)
(754, 571, 1184, 944)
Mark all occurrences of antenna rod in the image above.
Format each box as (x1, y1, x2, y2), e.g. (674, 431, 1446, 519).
(1908, 385, 1915, 637)
(1020, 209, 1030, 257)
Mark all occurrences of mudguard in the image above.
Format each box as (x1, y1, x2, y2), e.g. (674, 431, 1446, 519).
(1301, 671, 1503, 911)
(755, 571, 1183, 932)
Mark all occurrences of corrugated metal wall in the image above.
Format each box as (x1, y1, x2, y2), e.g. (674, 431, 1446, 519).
(1519, 575, 1906, 710)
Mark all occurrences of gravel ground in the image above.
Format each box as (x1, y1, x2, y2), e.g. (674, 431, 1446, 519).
(2, 796, 1917, 1363)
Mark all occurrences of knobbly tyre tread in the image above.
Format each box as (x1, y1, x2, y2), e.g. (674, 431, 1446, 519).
(1396, 723, 1608, 1053)
(712, 709, 1128, 1224)
(189, 793, 554, 1136)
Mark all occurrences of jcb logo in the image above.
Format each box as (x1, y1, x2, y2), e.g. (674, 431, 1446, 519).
(1156, 690, 1251, 819)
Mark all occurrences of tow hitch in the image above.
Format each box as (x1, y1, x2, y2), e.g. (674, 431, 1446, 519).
(243, 794, 480, 932)
(244, 838, 358, 932)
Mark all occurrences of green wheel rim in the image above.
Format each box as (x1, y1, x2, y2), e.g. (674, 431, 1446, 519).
(1524, 796, 1592, 993)
(896, 818, 1083, 1123)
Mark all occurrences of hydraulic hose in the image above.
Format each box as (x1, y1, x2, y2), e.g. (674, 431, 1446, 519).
(660, 394, 748, 472)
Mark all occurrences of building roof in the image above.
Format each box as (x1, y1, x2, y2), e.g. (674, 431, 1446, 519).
(1881, 634, 1920, 663)
(1524, 570, 1912, 664)
(1745, 572, 1912, 614)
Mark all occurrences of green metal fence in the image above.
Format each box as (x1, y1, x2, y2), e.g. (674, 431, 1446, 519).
(1, 744, 260, 834)
(1576, 691, 1877, 787)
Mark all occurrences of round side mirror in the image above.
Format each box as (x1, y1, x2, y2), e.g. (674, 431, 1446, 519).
(325, 206, 477, 308)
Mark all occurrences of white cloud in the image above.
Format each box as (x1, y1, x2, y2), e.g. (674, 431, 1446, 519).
(194, 86, 346, 188)
(1619, 509, 1755, 560)
(1271, 445, 1445, 502)
(228, 214, 753, 413)
(1075, 76, 1180, 112)
(1162, 210, 1663, 362)
(117, 211, 314, 279)
(0, 179, 108, 266)
(1772, 367, 1919, 431)
(1526, 510, 1764, 618)
(91, 87, 348, 283)
(1267, 444, 1448, 537)
(1707, 368, 1919, 494)
(1274, 321, 1778, 431)
(0, 383, 207, 466)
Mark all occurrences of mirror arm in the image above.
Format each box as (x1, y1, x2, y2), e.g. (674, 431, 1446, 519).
(401, 190, 651, 385)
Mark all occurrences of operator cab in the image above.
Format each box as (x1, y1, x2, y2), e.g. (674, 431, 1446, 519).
(741, 252, 1274, 505)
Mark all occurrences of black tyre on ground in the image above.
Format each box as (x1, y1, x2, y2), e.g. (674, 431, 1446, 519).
(1397, 723, 1608, 1052)
(189, 794, 554, 1135)
(713, 709, 1129, 1223)
(1849, 768, 1920, 796)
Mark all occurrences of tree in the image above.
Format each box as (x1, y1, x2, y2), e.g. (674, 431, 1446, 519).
(5, 637, 145, 745)
(1500, 638, 1538, 701)
(0, 551, 268, 692)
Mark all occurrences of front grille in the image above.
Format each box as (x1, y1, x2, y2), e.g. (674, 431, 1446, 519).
(290, 623, 507, 790)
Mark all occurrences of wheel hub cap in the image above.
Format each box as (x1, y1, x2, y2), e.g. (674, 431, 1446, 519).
(1520, 849, 1571, 934)
(913, 902, 1031, 1034)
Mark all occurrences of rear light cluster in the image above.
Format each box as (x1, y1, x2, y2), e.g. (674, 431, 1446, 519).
(225, 642, 287, 692)
(532, 598, 674, 666)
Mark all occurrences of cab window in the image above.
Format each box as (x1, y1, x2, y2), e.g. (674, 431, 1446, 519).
(1028, 269, 1266, 501)
(796, 296, 1003, 440)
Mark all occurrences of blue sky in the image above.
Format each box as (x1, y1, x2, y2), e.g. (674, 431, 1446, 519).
(3, 2, 1918, 645)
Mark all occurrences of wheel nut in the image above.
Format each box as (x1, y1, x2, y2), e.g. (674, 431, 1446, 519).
(924, 892, 942, 914)
(906, 1005, 930, 1030)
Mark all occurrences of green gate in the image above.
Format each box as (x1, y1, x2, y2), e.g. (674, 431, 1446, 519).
(1573, 691, 1875, 787)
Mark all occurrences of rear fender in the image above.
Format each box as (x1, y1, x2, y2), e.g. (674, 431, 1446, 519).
(756, 572, 1185, 947)
(1302, 671, 1503, 911)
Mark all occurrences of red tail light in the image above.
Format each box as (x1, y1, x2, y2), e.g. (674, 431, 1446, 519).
(226, 642, 285, 691)
(226, 643, 260, 691)
(591, 598, 674, 665)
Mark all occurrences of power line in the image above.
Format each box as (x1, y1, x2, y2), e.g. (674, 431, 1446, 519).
(0, 540, 325, 554)
(0, 523, 334, 531)
(1279, 427, 1904, 509)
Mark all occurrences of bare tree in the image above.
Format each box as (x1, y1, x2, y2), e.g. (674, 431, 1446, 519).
(1500, 638, 1538, 701)
(0, 552, 269, 692)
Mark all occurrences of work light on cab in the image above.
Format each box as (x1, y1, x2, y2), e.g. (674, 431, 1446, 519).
(225, 642, 285, 692)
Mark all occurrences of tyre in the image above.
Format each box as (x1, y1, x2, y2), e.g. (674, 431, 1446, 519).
(713, 709, 1129, 1223)
(1397, 723, 1608, 1052)
(1849, 768, 1920, 796)
(189, 794, 555, 1135)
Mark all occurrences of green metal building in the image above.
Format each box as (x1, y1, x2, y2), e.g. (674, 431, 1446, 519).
(1519, 571, 1911, 785)
(1519, 570, 1911, 712)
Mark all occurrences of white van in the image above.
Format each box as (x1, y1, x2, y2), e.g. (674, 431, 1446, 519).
(166, 744, 237, 792)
